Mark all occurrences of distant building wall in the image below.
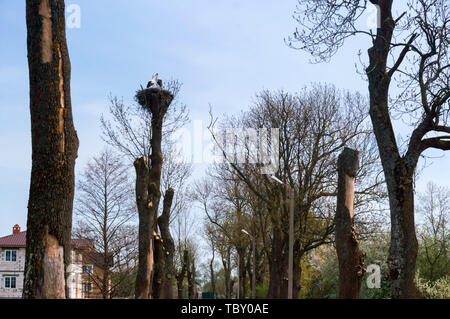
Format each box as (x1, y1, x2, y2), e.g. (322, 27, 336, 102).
(0, 248, 25, 298)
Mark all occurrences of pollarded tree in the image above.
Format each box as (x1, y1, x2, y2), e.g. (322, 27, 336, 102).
(289, 0, 450, 298)
(24, 0, 79, 299)
(101, 80, 189, 298)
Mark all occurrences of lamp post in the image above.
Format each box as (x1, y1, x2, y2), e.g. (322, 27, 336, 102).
(270, 175, 294, 299)
(242, 229, 256, 299)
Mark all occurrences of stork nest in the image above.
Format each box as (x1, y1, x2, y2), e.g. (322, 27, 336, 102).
(135, 88, 174, 114)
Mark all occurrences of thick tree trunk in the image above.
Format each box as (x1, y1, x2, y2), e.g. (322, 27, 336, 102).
(151, 234, 165, 299)
(386, 164, 418, 298)
(133, 157, 154, 299)
(267, 227, 283, 298)
(292, 257, 302, 299)
(366, 0, 418, 298)
(24, 0, 79, 299)
(134, 86, 174, 299)
(292, 242, 303, 299)
(158, 188, 175, 299)
(335, 148, 365, 299)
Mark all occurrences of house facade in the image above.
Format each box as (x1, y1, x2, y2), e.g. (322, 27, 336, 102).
(0, 225, 106, 299)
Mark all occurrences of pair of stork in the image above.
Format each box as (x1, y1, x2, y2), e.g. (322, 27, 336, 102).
(147, 73, 161, 89)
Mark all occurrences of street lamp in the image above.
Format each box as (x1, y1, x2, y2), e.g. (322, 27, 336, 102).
(241, 229, 256, 299)
(270, 175, 294, 299)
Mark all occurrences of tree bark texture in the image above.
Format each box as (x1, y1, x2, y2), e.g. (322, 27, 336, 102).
(158, 188, 175, 299)
(134, 87, 174, 299)
(24, 0, 79, 299)
(335, 147, 365, 299)
(151, 234, 164, 299)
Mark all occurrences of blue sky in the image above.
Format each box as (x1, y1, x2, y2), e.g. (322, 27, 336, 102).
(0, 0, 448, 237)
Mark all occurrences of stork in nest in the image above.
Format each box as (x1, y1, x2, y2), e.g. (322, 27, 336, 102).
(147, 73, 162, 89)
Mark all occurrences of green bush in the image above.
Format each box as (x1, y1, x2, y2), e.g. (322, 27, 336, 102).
(255, 283, 269, 299)
(416, 274, 450, 299)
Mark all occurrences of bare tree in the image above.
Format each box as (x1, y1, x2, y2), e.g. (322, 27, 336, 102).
(208, 85, 384, 298)
(193, 178, 241, 299)
(290, 0, 450, 298)
(24, 0, 79, 299)
(73, 149, 135, 298)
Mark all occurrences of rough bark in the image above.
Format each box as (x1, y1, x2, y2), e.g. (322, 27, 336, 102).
(366, 0, 418, 298)
(158, 188, 175, 299)
(151, 234, 165, 299)
(24, 0, 79, 299)
(133, 157, 154, 299)
(335, 148, 365, 299)
(134, 86, 174, 299)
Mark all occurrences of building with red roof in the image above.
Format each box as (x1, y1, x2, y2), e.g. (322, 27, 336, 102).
(0, 225, 103, 299)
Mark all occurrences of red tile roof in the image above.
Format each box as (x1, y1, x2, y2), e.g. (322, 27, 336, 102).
(0, 231, 94, 249)
(0, 231, 26, 247)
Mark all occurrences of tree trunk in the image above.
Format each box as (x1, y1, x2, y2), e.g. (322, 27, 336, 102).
(335, 147, 365, 299)
(176, 250, 188, 299)
(187, 253, 195, 299)
(133, 157, 154, 299)
(237, 247, 246, 299)
(223, 255, 232, 299)
(245, 253, 253, 299)
(267, 227, 283, 298)
(292, 242, 303, 299)
(366, 0, 418, 298)
(386, 163, 418, 298)
(151, 234, 165, 299)
(210, 244, 216, 299)
(24, 0, 79, 299)
(134, 86, 174, 299)
(158, 188, 175, 299)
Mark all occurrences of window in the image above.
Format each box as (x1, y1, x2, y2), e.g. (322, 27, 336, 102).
(5, 250, 17, 262)
(82, 265, 93, 274)
(4, 277, 16, 289)
(82, 282, 93, 292)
